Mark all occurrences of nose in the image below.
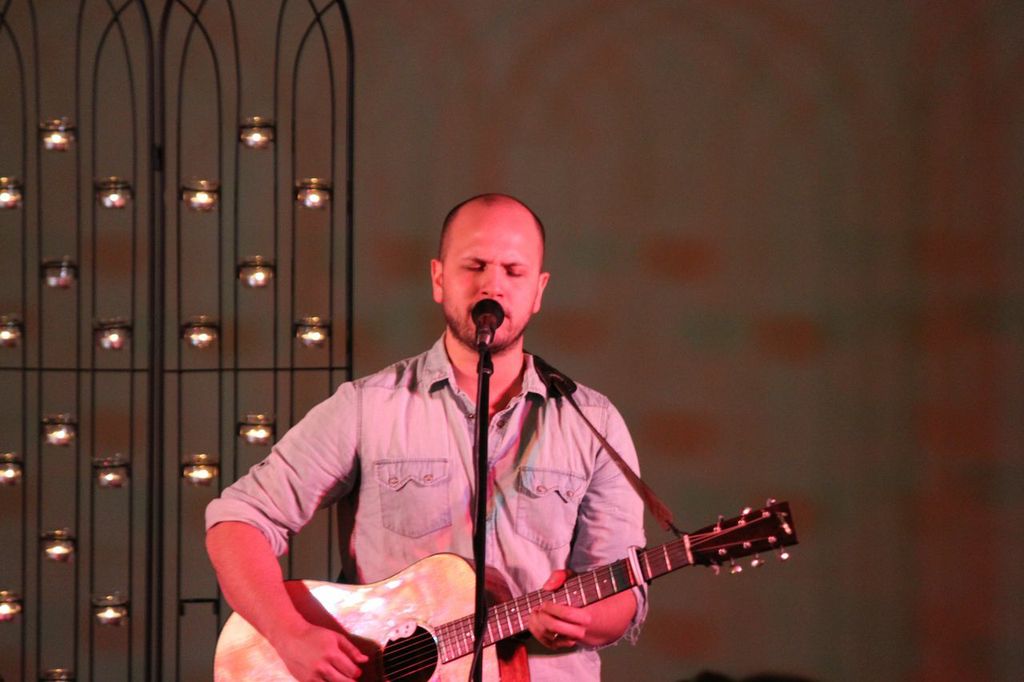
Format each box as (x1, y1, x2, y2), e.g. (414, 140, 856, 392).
(479, 267, 504, 299)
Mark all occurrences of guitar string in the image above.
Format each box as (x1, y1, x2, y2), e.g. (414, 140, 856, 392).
(378, 563, 629, 668)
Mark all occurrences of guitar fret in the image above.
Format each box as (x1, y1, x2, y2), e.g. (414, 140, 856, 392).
(609, 566, 618, 592)
(662, 543, 672, 571)
(438, 625, 449, 662)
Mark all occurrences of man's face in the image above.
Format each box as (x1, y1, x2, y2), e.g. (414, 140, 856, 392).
(431, 200, 549, 354)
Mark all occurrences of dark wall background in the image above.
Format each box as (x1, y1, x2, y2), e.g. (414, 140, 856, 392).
(1, 1, 1021, 680)
(345, 2, 1023, 681)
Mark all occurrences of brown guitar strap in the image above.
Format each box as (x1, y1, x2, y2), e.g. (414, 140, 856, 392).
(532, 355, 683, 537)
(486, 568, 531, 681)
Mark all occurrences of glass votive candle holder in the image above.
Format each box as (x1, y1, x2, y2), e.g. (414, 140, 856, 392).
(95, 177, 132, 209)
(237, 256, 274, 288)
(0, 590, 22, 621)
(41, 529, 75, 562)
(0, 315, 23, 348)
(42, 414, 76, 446)
(181, 315, 218, 349)
(239, 414, 274, 445)
(43, 258, 77, 288)
(182, 453, 218, 486)
(181, 179, 219, 212)
(0, 452, 23, 486)
(95, 318, 131, 351)
(92, 592, 129, 625)
(239, 116, 275, 149)
(0, 176, 23, 208)
(41, 118, 75, 151)
(295, 178, 330, 209)
(93, 454, 129, 488)
(295, 316, 329, 348)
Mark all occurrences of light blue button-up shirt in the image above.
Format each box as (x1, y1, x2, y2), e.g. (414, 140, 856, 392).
(207, 337, 648, 679)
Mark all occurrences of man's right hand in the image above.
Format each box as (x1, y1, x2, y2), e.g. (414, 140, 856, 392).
(274, 622, 370, 682)
(207, 523, 375, 681)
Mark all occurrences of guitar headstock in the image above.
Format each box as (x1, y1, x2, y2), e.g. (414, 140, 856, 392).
(688, 500, 798, 573)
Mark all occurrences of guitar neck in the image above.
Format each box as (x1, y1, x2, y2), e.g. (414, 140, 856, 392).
(434, 501, 797, 664)
(436, 536, 691, 662)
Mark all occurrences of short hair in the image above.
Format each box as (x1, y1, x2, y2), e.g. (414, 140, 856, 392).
(438, 193, 546, 259)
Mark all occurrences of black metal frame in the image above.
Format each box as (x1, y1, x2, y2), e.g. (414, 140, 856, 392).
(0, 1, 355, 679)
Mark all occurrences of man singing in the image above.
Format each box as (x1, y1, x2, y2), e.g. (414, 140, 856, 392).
(206, 193, 647, 680)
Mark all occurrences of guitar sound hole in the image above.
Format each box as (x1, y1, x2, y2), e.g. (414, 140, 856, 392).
(382, 625, 438, 682)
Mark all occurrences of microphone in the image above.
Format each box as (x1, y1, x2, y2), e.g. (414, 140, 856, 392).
(471, 299, 505, 348)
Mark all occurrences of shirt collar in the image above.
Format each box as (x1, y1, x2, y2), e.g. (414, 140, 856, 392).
(421, 335, 548, 399)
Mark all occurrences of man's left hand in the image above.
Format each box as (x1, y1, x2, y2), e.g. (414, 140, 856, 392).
(527, 570, 592, 650)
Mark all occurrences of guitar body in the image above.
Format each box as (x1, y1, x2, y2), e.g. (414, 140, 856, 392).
(214, 553, 500, 681)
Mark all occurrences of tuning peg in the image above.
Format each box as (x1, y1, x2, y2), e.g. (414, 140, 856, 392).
(766, 497, 777, 506)
(750, 554, 765, 568)
(778, 549, 790, 562)
(741, 506, 752, 516)
(711, 564, 721, 576)
(714, 515, 724, 532)
(729, 559, 742, 575)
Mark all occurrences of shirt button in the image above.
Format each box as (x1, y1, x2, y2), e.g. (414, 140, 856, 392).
(565, 490, 574, 499)
(496, 419, 507, 428)
(423, 474, 433, 482)
(388, 476, 399, 487)
(467, 413, 475, 420)
(536, 485, 547, 493)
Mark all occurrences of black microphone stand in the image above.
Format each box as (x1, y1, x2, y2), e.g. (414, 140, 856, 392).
(468, 341, 492, 682)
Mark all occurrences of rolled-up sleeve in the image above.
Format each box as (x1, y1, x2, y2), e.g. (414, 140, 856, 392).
(205, 382, 360, 556)
(568, 400, 649, 646)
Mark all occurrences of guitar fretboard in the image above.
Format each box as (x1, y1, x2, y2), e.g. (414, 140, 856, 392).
(436, 536, 693, 663)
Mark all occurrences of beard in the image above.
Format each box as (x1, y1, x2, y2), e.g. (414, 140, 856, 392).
(443, 301, 528, 355)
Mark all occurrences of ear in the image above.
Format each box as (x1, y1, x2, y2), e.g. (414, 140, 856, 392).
(531, 271, 550, 313)
(430, 258, 444, 304)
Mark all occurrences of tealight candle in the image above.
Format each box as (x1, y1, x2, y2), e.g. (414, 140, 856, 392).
(181, 179, 219, 212)
(181, 316, 218, 349)
(295, 316, 330, 348)
(95, 319, 131, 351)
(43, 258, 77, 288)
(239, 414, 274, 445)
(43, 414, 76, 446)
(41, 118, 76, 151)
(239, 116, 275, 150)
(0, 315, 23, 348)
(295, 178, 331, 209)
(42, 529, 75, 562)
(0, 453, 22, 486)
(0, 177, 23, 208)
(96, 177, 132, 209)
(237, 256, 274, 288)
(182, 454, 218, 486)
(92, 593, 129, 625)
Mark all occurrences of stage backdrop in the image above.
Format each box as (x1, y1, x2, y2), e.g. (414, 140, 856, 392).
(0, 1, 1021, 681)
(346, 2, 1024, 681)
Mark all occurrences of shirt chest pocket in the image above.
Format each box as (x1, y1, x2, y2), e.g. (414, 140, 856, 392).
(515, 467, 586, 550)
(374, 458, 451, 538)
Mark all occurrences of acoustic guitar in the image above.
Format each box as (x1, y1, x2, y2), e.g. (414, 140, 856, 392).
(214, 500, 797, 681)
